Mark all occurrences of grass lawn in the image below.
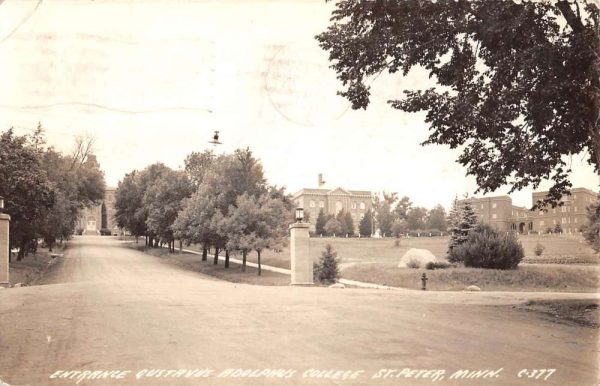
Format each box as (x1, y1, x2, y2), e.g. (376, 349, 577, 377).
(126, 234, 597, 268)
(8, 245, 66, 286)
(341, 263, 600, 292)
(516, 299, 599, 328)
(231, 234, 599, 269)
(129, 243, 290, 286)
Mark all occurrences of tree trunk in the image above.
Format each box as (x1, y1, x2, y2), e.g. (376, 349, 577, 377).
(202, 246, 208, 261)
(257, 250, 261, 276)
(135, 235, 139, 244)
(213, 247, 219, 265)
(225, 249, 230, 268)
(179, 239, 183, 254)
(8, 240, 12, 263)
(17, 240, 26, 261)
(242, 250, 247, 272)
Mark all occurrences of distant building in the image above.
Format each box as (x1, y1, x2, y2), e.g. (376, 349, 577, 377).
(462, 187, 597, 234)
(77, 187, 119, 235)
(292, 174, 373, 234)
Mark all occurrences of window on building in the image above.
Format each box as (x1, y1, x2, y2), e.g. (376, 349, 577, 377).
(310, 200, 315, 208)
(360, 202, 365, 210)
(351, 202, 357, 209)
(492, 213, 497, 219)
(553, 208, 556, 214)
(481, 204, 484, 209)
(359, 213, 365, 220)
(574, 207, 577, 212)
(575, 218, 578, 223)
(492, 203, 497, 209)
(336, 201, 343, 213)
(319, 201, 324, 208)
(561, 206, 566, 212)
(562, 218, 567, 224)
(539, 220, 545, 226)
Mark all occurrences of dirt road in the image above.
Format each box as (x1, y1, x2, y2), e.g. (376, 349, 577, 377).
(0, 237, 597, 385)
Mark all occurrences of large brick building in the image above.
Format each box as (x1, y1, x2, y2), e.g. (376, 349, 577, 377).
(292, 175, 373, 234)
(464, 187, 597, 234)
(77, 187, 119, 235)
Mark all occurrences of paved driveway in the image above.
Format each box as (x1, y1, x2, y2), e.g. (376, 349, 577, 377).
(0, 236, 597, 385)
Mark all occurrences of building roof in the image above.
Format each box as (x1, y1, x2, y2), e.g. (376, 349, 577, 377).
(292, 187, 372, 198)
(532, 187, 597, 197)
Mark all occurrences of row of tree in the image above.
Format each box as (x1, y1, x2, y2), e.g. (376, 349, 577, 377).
(114, 148, 293, 275)
(373, 193, 448, 237)
(310, 193, 450, 238)
(0, 127, 106, 260)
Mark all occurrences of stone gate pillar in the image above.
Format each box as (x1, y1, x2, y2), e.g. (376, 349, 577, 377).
(0, 214, 10, 287)
(290, 222, 312, 285)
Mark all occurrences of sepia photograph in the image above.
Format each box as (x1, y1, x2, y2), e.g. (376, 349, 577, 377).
(0, 0, 599, 385)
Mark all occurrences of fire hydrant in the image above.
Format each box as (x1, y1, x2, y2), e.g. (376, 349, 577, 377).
(421, 273, 428, 290)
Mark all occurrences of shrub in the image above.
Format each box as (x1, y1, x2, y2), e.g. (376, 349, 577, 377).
(313, 244, 340, 284)
(451, 224, 524, 269)
(534, 242, 545, 256)
(100, 228, 111, 236)
(394, 238, 401, 247)
(406, 258, 421, 269)
(425, 261, 451, 270)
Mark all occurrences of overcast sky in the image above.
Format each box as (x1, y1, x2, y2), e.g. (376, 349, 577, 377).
(0, 0, 596, 209)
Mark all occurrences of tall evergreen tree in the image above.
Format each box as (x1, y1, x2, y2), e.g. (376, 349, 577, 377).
(315, 209, 327, 236)
(344, 211, 354, 236)
(447, 197, 479, 261)
(359, 209, 373, 237)
(582, 194, 600, 252)
(336, 210, 348, 236)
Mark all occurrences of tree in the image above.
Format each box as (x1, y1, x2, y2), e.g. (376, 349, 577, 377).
(335, 209, 353, 236)
(225, 194, 261, 271)
(582, 194, 600, 251)
(144, 168, 193, 252)
(359, 209, 373, 237)
(391, 218, 408, 237)
(172, 184, 220, 262)
(406, 207, 428, 230)
(173, 148, 274, 268)
(324, 218, 342, 236)
(344, 211, 355, 236)
(393, 196, 412, 220)
(374, 192, 398, 237)
(313, 244, 340, 284)
(453, 224, 524, 269)
(115, 171, 146, 241)
(184, 150, 215, 189)
(122, 162, 171, 246)
(427, 204, 448, 231)
(447, 197, 479, 261)
(0, 129, 55, 260)
(315, 209, 327, 236)
(251, 194, 288, 275)
(317, 1, 600, 207)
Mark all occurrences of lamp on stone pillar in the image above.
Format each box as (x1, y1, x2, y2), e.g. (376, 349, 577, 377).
(295, 207, 304, 222)
(0, 196, 10, 287)
(289, 207, 312, 286)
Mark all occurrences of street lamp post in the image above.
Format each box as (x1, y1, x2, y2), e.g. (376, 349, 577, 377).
(0, 196, 10, 287)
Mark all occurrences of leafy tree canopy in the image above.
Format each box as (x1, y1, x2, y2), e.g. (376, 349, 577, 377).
(317, 0, 600, 207)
